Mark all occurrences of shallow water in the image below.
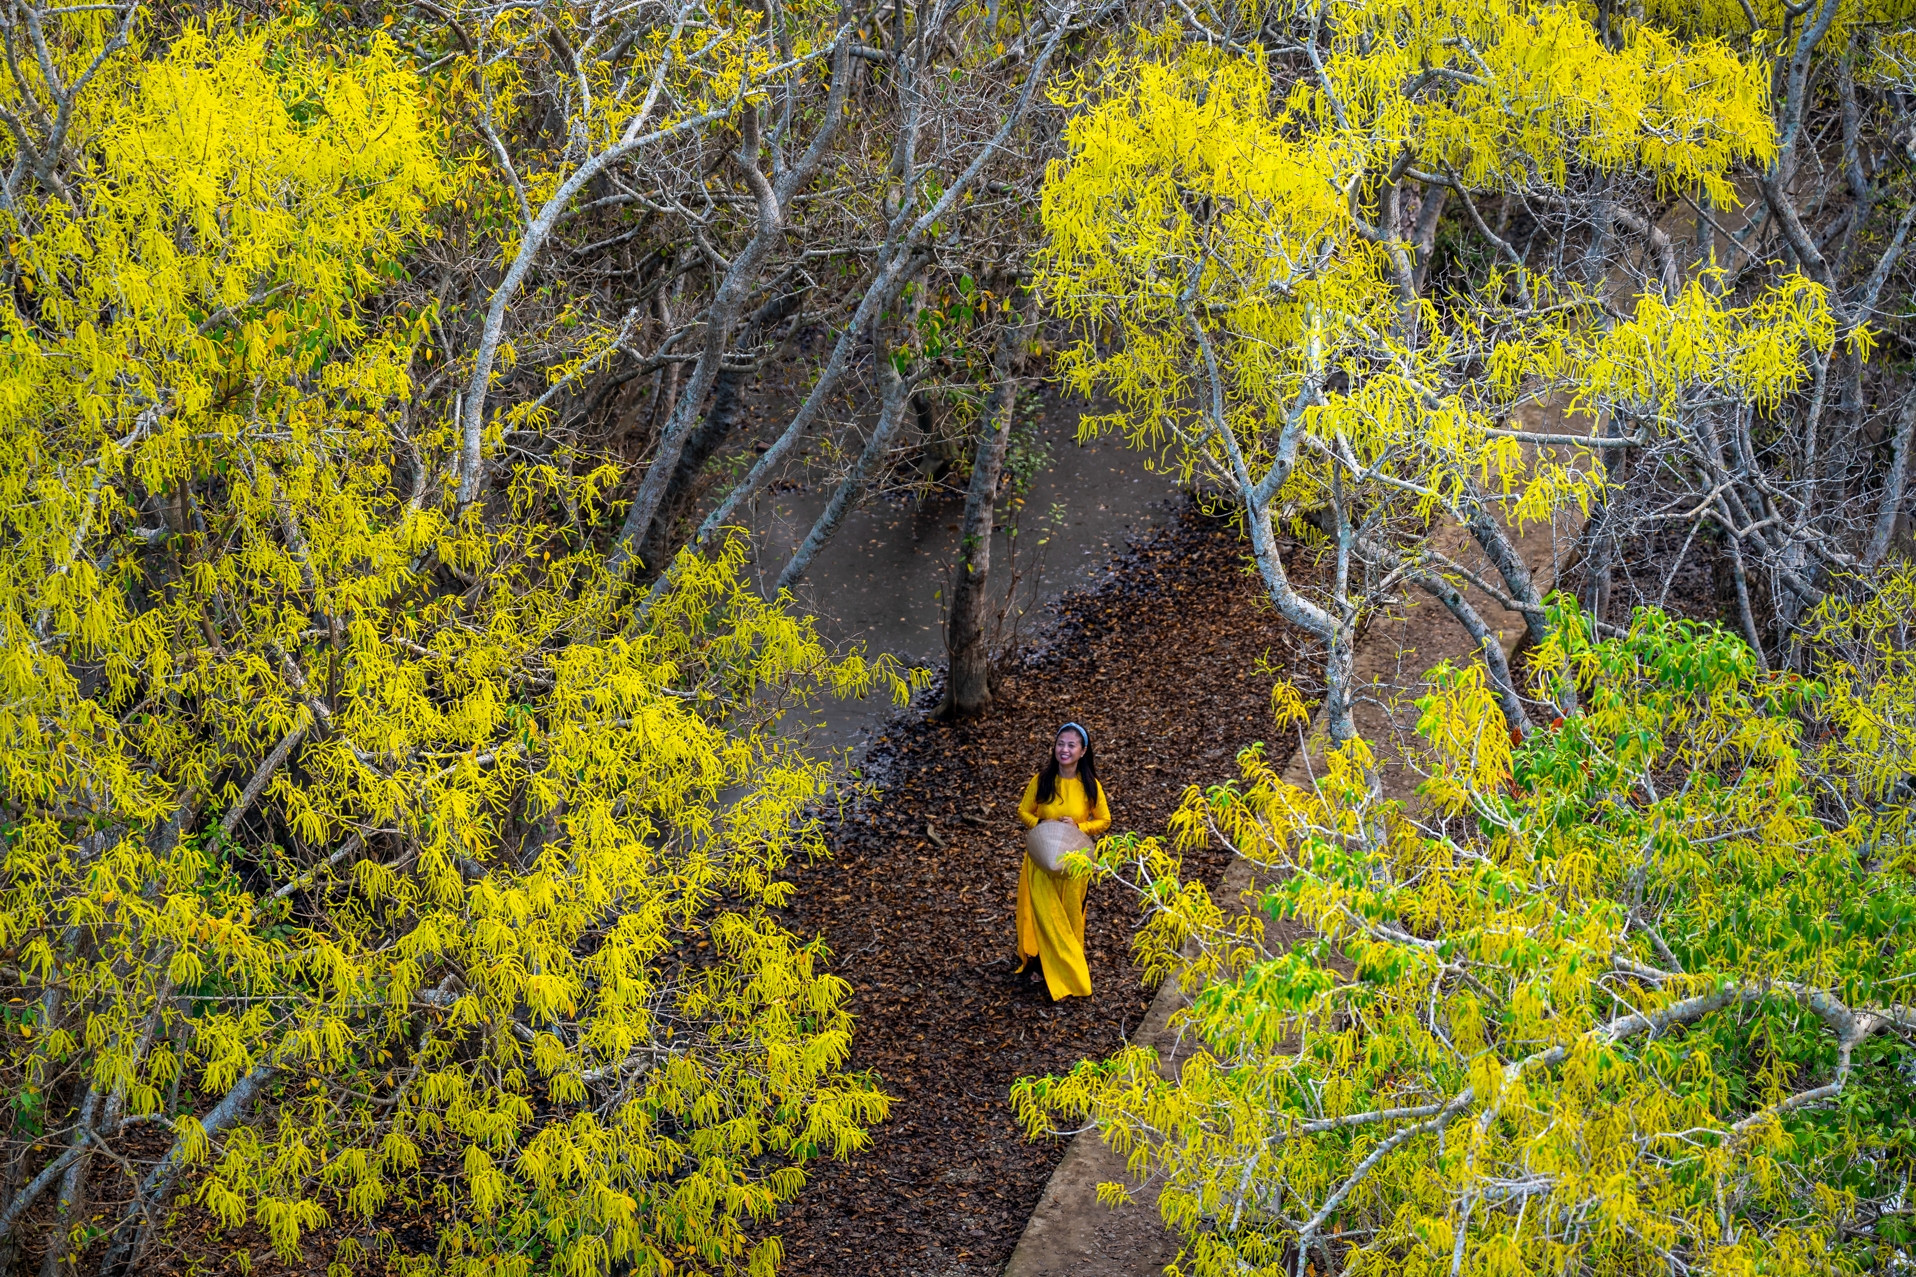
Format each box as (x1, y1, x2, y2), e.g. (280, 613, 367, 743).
(741, 399, 1183, 756)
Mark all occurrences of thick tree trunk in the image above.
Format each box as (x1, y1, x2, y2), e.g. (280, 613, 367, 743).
(1462, 491, 1550, 647)
(1410, 185, 1447, 293)
(37, 1088, 99, 1277)
(934, 280, 1026, 720)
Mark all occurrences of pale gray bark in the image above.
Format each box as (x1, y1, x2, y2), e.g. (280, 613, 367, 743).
(1183, 288, 1353, 740)
(455, 1, 767, 507)
(691, 247, 925, 557)
(608, 40, 856, 568)
(36, 1087, 99, 1277)
(688, 6, 1077, 560)
(632, 287, 807, 573)
(1410, 185, 1447, 293)
(775, 346, 922, 593)
(1405, 568, 1533, 739)
(101, 1064, 278, 1275)
(219, 724, 306, 840)
(1864, 393, 1916, 571)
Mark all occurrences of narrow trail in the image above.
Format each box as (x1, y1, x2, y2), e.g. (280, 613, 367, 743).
(765, 508, 1323, 1277)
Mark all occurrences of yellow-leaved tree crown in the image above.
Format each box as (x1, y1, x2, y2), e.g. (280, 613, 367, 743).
(0, 15, 909, 1275)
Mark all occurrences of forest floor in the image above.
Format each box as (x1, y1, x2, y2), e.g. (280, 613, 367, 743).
(759, 504, 1324, 1277)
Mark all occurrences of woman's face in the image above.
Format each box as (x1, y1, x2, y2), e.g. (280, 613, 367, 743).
(1054, 729, 1084, 771)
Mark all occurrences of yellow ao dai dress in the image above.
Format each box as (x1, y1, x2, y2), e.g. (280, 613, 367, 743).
(1014, 773, 1111, 1001)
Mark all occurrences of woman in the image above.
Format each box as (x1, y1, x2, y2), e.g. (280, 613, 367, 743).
(1015, 722, 1111, 1001)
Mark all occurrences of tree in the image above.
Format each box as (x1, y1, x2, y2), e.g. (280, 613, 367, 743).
(1016, 4, 1916, 1272)
(1565, 1, 1916, 658)
(1014, 593, 1916, 1275)
(1035, 1, 1861, 741)
(696, 0, 1080, 581)
(0, 16, 908, 1275)
(375, 0, 1095, 599)
(931, 271, 1032, 720)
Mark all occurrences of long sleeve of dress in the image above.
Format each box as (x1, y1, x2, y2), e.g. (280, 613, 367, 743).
(1018, 775, 1042, 828)
(1077, 781, 1112, 837)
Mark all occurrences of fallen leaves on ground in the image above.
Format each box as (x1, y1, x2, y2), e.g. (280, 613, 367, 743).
(762, 506, 1322, 1277)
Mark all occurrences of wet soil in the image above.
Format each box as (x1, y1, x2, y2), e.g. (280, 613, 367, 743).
(760, 505, 1323, 1277)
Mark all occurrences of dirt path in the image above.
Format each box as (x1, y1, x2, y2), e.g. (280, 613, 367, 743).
(762, 507, 1323, 1277)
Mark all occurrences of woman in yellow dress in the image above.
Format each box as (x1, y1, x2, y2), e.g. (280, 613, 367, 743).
(1015, 722, 1111, 1000)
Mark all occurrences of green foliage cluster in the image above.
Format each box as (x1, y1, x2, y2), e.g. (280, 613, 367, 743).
(1017, 596, 1916, 1274)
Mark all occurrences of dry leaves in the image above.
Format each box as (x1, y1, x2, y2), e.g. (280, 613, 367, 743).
(763, 507, 1322, 1276)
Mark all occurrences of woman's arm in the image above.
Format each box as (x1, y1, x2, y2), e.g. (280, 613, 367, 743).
(1078, 782, 1112, 837)
(1018, 775, 1042, 828)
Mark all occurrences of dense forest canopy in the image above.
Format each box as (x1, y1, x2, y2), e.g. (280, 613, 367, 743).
(0, 0, 1912, 1272)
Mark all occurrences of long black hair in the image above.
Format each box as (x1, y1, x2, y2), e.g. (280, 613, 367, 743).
(1035, 722, 1101, 807)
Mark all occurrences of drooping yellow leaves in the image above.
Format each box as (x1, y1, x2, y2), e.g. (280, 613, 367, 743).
(1039, 10, 1821, 566)
(1528, 271, 1837, 420)
(1323, 0, 1775, 203)
(1415, 660, 1516, 811)
(1643, 0, 1909, 60)
(3, 19, 439, 435)
(0, 17, 907, 1276)
(1806, 565, 1916, 819)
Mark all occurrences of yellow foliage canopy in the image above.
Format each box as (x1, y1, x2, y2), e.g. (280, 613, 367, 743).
(0, 18, 905, 1275)
(1035, 4, 1833, 744)
(1039, 26, 1814, 532)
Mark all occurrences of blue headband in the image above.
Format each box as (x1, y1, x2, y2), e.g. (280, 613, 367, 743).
(1059, 722, 1090, 749)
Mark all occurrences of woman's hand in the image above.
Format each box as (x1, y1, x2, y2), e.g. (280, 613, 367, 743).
(1055, 817, 1079, 829)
